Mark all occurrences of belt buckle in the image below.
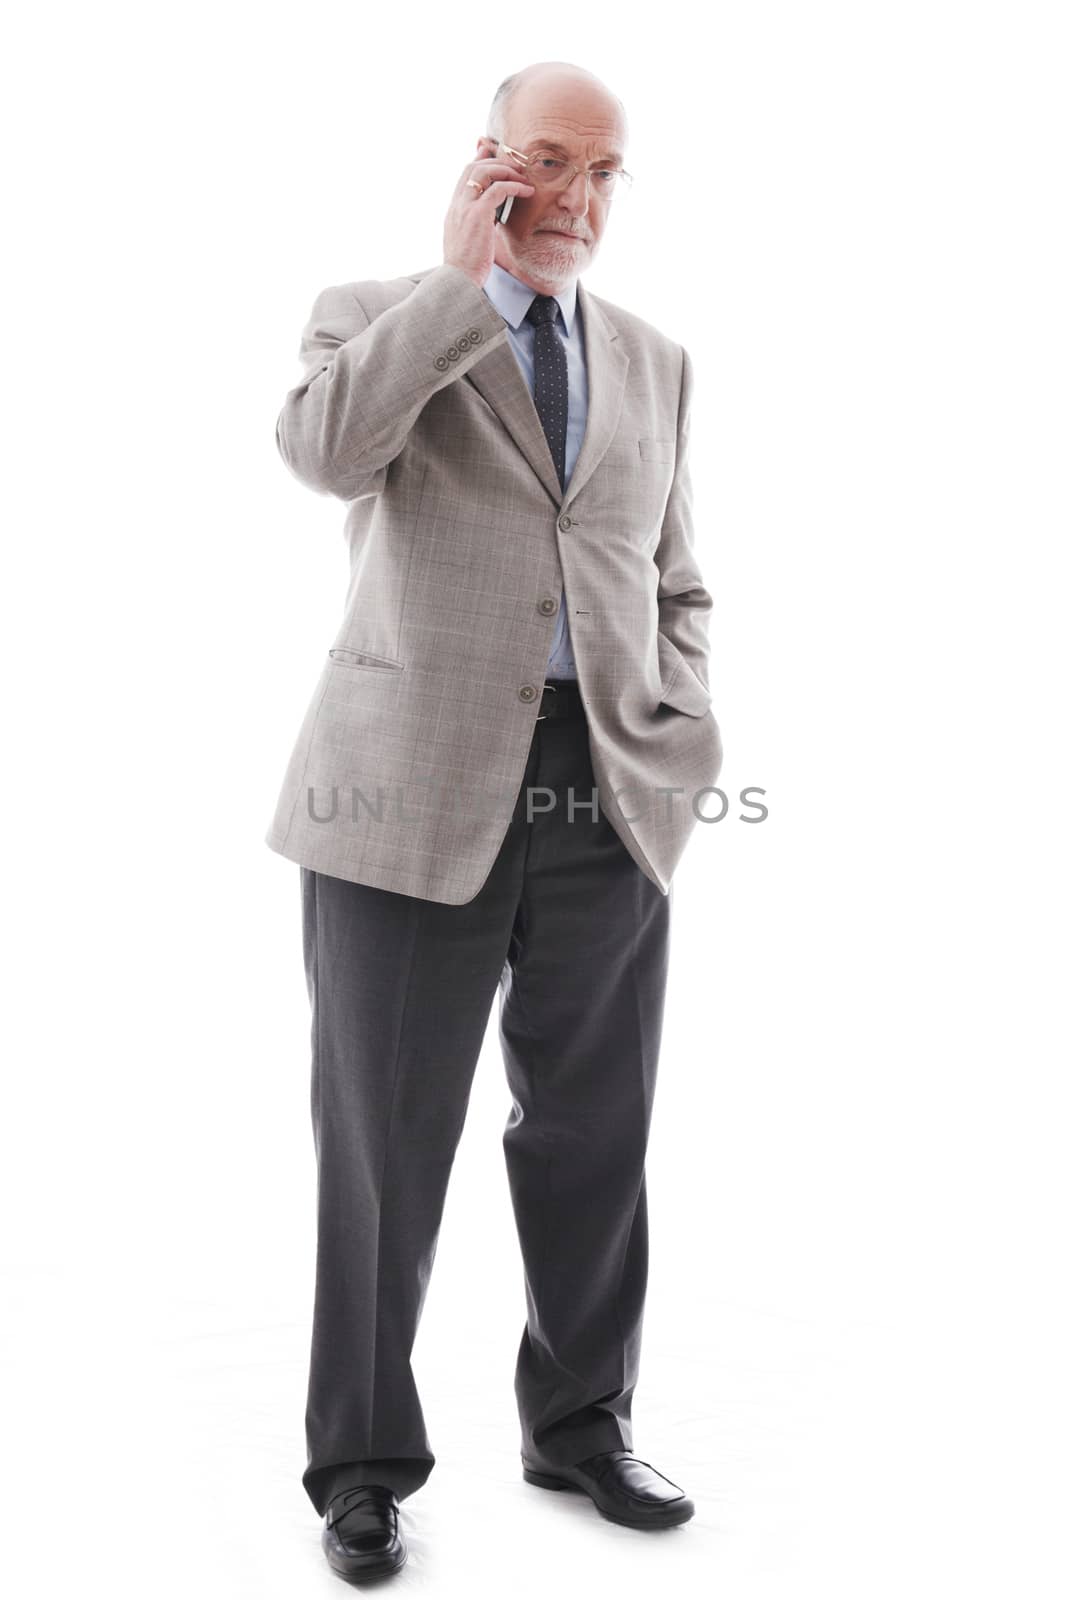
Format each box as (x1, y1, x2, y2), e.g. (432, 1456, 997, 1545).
(536, 683, 557, 720)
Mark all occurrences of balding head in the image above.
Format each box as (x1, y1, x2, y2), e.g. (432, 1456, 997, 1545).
(477, 61, 629, 295)
(487, 61, 628, 155)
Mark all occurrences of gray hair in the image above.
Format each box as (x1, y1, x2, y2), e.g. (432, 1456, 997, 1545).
(486, 71, 522, 143)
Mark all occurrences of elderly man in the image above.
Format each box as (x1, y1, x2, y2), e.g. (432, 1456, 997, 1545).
(266, 58, 723, 1580)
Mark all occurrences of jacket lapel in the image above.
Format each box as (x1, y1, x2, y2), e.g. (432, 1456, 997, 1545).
(409, 269, 630, 511)
(562, 278, 629, 510)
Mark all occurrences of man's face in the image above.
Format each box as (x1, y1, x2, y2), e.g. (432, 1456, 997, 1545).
(476, 85, 627, 295)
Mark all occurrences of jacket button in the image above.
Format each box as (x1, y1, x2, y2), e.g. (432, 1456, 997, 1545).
(446, 345, 459, 361)
(558, 514, 573, 531)
(538, 597, 558, 615)
(518, 684, 538, 703)
(457, 334, 470, 351)
(469, 329, 482, 343)
(434, 355, 449, 371)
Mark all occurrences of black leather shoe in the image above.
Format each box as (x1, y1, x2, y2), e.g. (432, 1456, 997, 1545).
(322, 1485, 407, 1581)
(521, 1447, 695, 1529)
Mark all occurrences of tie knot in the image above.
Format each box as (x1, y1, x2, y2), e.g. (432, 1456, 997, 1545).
(525, 294, 561, 329)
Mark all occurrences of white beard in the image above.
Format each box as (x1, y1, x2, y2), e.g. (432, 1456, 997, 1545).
(511, 228, 592, 291)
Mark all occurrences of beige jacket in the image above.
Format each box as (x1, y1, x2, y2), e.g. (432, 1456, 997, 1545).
(264, 262, 723, 903)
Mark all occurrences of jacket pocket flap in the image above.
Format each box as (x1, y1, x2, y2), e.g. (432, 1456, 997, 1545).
(328, 646, 404, 671)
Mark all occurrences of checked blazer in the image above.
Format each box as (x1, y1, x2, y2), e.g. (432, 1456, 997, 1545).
(264, 261, 723, 903)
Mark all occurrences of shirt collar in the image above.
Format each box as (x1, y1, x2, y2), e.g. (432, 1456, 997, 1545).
(483, 260, 579, 337)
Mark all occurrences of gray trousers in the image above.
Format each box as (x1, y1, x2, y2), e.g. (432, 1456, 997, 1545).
(298, 697, 672, 1513)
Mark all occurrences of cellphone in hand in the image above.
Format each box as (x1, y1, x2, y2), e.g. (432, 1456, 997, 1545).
(493, 144, 530, 225)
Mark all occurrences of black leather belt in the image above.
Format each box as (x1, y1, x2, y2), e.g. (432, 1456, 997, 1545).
(537, 679, 586, 721)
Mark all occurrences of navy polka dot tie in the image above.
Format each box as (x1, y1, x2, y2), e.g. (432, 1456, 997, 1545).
(524, 294, 569, 492)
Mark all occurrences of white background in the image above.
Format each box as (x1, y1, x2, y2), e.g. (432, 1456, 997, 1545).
(3, 3, 1065, 1595)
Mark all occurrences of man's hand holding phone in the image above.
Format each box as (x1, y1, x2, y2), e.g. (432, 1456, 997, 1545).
(443, 150, 535, 290)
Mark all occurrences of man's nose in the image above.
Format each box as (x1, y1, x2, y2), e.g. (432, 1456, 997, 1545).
(557, 172, 592, 216)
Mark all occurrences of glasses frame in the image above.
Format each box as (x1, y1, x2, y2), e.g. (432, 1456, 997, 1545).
(485, 137, 632, 198)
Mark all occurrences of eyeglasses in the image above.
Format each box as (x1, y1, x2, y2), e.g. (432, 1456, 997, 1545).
(487, 138, 632, 199)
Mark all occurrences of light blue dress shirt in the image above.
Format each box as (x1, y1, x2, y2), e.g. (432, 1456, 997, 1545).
(481, 260, 586, 680)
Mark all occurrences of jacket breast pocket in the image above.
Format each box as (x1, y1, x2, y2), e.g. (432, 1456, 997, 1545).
(328, 647, 405, 672)
(639, 436, 675, 464)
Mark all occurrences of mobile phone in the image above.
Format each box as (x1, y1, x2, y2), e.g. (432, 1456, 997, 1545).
(493, 147, 528, 225)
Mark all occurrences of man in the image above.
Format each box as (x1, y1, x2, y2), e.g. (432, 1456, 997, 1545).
(266, 60, 723, 1581)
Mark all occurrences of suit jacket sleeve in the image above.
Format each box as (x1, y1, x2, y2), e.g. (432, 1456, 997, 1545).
(654, 343, 714, 692)
(275, 263, 510, 500)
